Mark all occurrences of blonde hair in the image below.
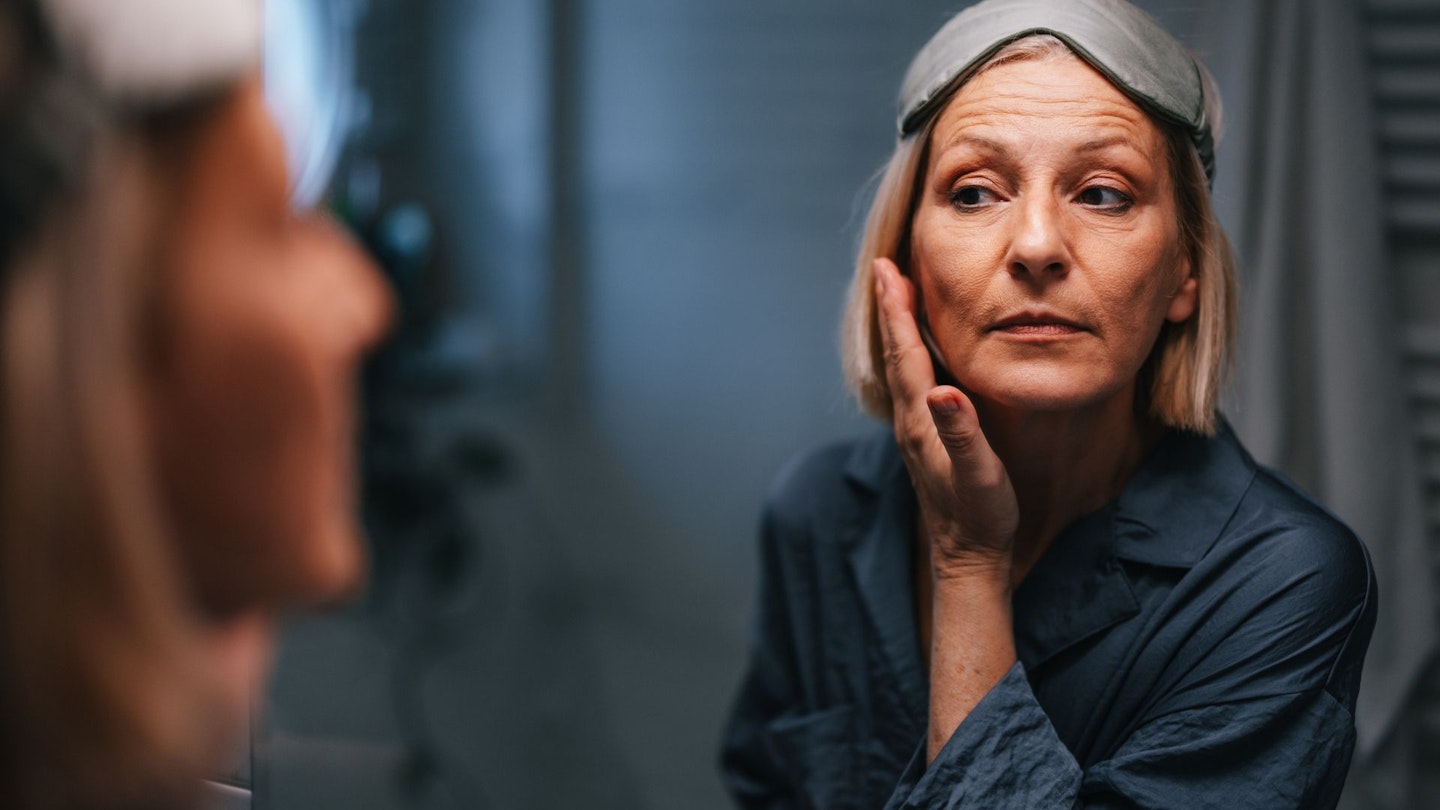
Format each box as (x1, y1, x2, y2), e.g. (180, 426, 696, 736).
(842, 35, 1236, 434)
(0, 127, 222, 810)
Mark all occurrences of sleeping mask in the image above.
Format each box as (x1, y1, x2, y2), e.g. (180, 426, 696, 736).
(897, 0, 1215, 183)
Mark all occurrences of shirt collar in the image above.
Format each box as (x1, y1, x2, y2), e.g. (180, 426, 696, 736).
(841, 428, 929, 726)
(1109, 418, 1257, 569)
(843, 427, 905, 494)
(840, 418, 1258, 674)
(842, 418, 1257, 562)
(1014, 420, 1257, 667)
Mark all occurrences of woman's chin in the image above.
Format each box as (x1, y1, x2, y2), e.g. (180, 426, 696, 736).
(295, 515, 368, 607)
(961, 366, 1130, 416)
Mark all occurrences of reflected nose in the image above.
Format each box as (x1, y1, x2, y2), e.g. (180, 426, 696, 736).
(311, 214, 396, 357)
(1004, 194, 1070, 279)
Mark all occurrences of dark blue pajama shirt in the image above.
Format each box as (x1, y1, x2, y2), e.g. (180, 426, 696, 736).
(720, 421, 1377, 809)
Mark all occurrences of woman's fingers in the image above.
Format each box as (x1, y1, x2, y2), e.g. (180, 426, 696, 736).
(875, 256, 946, 465)
(925, 386, 1019, 571)
(874, 259, 1018, 569)
(873, 258, 936, 408)
(925, 387, 985, 459)
(926, 387, 1007, 493)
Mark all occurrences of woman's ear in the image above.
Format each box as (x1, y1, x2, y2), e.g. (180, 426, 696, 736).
(1165, 263, 1198, 324)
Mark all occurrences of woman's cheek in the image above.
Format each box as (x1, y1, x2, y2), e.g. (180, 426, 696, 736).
(172, 292, 340, 614)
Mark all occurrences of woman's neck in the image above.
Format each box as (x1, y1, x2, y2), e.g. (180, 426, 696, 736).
(976, 390, 1160, 583)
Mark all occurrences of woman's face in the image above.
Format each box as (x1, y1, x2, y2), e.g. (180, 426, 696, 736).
(145, 79, 392, 634)
(909, 53, 1196, 415)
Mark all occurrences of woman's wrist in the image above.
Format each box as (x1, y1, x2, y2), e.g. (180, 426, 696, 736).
(930, 546, 1013, 589)
(926, 565, 1017, 761)
(930, 565, 1014, 622)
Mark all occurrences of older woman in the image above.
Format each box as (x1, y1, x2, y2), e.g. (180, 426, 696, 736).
(0, 1, 390, 808)
(721, 1, 1376, 807)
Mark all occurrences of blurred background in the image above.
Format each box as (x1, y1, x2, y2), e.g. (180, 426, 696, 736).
(241, 0, 1440, 808)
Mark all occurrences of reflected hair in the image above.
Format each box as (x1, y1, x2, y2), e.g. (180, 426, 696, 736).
(841, 35, 1235, 434)
(0, 3, 227, 807)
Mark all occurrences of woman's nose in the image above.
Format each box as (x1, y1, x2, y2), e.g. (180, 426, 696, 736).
(342, 244, 396, 358)
(310, 215, 396, 357)
(1004, 194, 1070, 280)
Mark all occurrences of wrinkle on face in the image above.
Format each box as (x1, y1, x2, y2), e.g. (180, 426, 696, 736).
(907, 53, 1193, 415)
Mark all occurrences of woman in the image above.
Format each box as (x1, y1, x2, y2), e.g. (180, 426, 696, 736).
(0, 1, 391, 808)
(721, 1, 1376, 807)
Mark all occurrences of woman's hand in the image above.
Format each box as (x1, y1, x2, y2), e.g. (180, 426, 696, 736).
(876, 257, 1022, 761)
(873, 258, 1019, 582)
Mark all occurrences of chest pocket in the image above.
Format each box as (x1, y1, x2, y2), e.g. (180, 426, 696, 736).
(764, 705, 860, 810)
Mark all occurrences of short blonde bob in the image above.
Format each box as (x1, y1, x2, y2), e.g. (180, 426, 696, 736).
(842, 35, 1236, 435)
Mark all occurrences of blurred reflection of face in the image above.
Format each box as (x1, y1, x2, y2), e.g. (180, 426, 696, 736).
(909, 54, 1197, 415)
(144, 78, 392, 673)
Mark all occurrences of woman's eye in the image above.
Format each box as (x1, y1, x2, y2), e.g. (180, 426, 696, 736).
(950, 186, 997, 209)
(1076, 186, 1132, 210)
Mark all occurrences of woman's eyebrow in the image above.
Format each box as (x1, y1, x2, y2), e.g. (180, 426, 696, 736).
(1075, 136, 1140, 154)
(933, 134, 1147, 176)
(940, 134, 1009, 154)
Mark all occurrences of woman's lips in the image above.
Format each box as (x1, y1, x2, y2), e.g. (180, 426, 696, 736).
(995, 323, 1084, 336)
(989, 312, 1087, 336)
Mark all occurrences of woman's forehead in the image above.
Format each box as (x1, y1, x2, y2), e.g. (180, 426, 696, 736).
(932, 56, 1162, 158)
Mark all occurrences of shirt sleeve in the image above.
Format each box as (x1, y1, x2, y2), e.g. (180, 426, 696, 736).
(885, 516, 1377, 810)
(718, 500, 803, 809)
(882, 662, 1358, 809)
(721, 480, 871, 810)
(720, 442, 880, 810)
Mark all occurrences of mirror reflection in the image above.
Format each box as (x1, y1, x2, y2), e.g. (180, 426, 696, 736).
(0, 0, 1434, 809)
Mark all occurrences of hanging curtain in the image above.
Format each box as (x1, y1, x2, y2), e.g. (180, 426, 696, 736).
(1189, 0, 1434, 765)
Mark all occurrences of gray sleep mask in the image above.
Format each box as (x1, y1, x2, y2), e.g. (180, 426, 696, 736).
(898, 0, 1214, 182)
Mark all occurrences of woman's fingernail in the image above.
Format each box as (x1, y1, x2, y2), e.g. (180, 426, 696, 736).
(874, 261, 888, 296)
(930, 397, 960, 416)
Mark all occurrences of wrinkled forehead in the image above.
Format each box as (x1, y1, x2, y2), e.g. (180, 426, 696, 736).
(927, 54, 1172, 171)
